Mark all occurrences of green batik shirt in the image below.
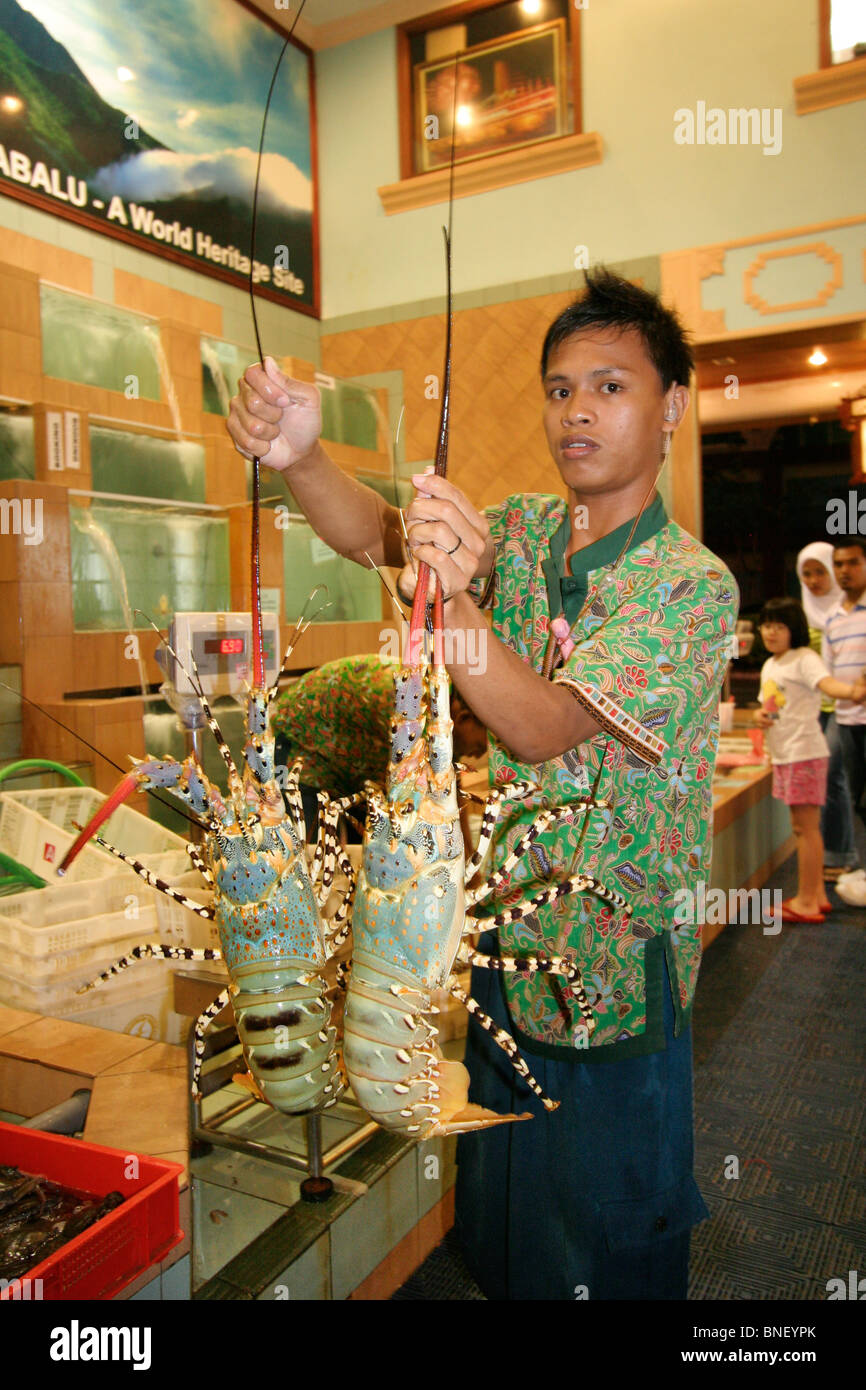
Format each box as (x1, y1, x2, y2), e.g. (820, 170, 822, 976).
(471, 492, 739, 1062)
(271, 654, 399, 797)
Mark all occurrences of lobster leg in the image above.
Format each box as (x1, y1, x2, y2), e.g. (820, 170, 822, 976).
(456, 941, 583, 986)
(192, 988, 232, 1097)
(280, 757, 307, 843)
(480, 872, 631, 927)
(91, 834, 214, 919)
(76, 943, 221, 995)
(456, 939, 596, 1031)
(447, 980, 558, 1112)
(186, 842, 215, 885)
(462, 780, 539, 877)
(464, 811, 558, 908)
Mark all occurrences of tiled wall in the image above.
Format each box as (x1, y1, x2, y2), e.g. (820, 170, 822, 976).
(0, 227, 394, 783)
(321, 259, 673, 516)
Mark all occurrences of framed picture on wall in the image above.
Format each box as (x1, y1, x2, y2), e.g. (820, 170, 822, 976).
(0, 0, 319, 315)
(414, 19, 568, 173)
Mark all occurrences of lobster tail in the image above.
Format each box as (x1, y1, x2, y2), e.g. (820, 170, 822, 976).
(343, 956, 531, 1137)
(231, 959, 342, 1113)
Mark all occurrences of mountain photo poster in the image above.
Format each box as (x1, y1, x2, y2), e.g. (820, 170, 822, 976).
(0, 0, 318, 313)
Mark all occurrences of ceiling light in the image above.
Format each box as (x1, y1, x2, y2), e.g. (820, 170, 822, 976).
(808, 348, 828, 367)
(522, 0, 542, 14)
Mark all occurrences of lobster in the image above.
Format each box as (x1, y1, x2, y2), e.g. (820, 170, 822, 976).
(341, 229, 634, 1138)
(56, 0, 357, 1114)
(57, 590, 359, 1114)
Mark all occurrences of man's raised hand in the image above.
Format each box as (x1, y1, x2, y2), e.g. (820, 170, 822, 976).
(227, 355, 321, 473)
(397, 471, 494, 604)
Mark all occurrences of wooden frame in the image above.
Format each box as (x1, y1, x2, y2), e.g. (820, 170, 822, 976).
(396, 0, 582, 183)
(0, 0, 320, 319)
(413, 19, 568, 174)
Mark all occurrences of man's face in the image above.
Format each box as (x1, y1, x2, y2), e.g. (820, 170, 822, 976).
(833, 547, 866, 596)
(542, 327, 679, 498)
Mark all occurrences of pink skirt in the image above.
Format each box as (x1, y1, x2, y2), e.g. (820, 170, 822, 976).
(772, 757, 829, 806)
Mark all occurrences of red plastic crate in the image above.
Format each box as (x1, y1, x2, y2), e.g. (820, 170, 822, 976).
(0, 1121, 183, 1300)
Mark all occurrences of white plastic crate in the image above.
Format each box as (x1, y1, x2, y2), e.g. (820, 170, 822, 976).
(150, 870, 218, 950)
(0, 787, 190, 885)
(0, 862, 215, 956)
(0, 957, 228, 1045)
(0, 912, 161, 986)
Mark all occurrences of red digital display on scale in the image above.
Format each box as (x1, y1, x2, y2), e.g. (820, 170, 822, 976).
(203, 637, 245, 655)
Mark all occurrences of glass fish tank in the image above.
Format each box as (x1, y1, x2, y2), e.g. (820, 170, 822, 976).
(282, 518, 382, 624)
(201, 336, 259, 417)
(0, 407, 35, 481)
(40, 285, 162, 401)
(89, 426, 206, 505)
(69, 498, 230, 632)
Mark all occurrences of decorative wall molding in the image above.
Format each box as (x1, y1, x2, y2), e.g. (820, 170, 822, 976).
(378, 131, 603, 214)
(743, 241, 844, 316)
(794, 56, 866, 115)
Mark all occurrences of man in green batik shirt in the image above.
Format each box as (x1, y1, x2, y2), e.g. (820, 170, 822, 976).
(228, 268, 739, 1300)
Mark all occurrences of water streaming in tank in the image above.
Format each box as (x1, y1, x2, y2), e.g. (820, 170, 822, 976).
(70, 500, 230, 632)
(89, 426, 206, 504)
(71, 509, 150, 703)
(142, 325, 184, 437)
(201, 337, 257, 417)
(40, 285, 162, 399)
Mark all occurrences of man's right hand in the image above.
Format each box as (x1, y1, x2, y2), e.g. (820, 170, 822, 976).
(227, 356, 322, 473)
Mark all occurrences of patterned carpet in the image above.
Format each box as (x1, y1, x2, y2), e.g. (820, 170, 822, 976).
(394, 855, 866, 1300)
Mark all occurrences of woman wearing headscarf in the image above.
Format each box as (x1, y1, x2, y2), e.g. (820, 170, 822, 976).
(797, 542, 857, 877)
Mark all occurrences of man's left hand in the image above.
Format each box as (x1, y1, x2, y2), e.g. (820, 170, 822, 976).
(397, 471, 491, 604)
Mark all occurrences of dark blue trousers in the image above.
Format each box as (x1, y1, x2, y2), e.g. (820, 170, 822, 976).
(820, 711, 857, 866)
(455, 937, 706, 1300)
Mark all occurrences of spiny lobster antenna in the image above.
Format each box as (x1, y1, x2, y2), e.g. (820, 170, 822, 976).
(0, 682, 204, 836)
(268, 584, 333, 698)
(363, 551, 410, 629)
(408, 51, 459, 667)
(135, 611, 245, 818)
(247, 0, 309, 689)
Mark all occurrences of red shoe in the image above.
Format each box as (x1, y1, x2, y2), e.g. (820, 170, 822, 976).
(781, 899, 826, 923)
(820, 899, 832, 913)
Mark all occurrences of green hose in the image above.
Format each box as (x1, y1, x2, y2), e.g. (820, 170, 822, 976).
(0, 761, 84, 893)
(0, 760, 85, 787)
(0, 850, 45, 891)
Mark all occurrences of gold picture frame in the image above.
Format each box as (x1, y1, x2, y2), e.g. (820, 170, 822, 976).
(415, 19, 568, 174)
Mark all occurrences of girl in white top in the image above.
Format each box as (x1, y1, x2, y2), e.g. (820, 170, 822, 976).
(754, 597, 866, 923)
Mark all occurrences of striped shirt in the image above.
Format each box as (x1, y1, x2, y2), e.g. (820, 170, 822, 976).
(823, 598, 866, 725)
